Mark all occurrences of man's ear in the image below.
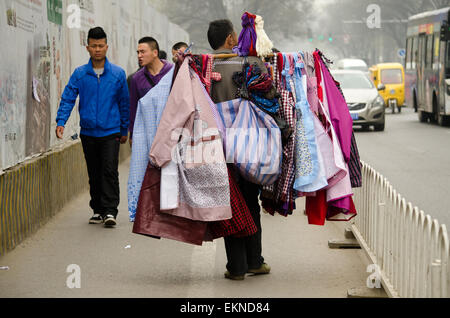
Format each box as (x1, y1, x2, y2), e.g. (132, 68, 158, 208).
(226, 34, 234, 48)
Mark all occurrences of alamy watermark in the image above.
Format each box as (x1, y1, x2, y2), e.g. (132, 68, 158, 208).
(66, 4, 81, 29)
(66, 264, 81, 289)
(366, 264, 382, 289)
(343, 4, 406, 29)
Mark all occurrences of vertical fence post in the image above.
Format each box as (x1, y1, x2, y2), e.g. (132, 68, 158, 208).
(352, 161, 449, 298)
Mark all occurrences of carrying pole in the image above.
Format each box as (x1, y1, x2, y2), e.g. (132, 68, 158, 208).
(213, 53, 274, 59)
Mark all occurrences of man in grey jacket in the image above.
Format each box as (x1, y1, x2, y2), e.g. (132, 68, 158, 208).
(208, 19, 271, 281)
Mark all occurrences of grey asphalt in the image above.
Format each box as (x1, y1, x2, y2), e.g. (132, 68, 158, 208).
(354, 106, 450, 229)
(0, 157, 370, 298)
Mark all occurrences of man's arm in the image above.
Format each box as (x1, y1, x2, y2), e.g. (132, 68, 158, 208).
(55, 71, 79, 139)
(128, 74, 139, 140)
(118, 70, 130, 144)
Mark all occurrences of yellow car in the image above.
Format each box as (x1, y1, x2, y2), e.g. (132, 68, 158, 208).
(369, 63, 405, 113)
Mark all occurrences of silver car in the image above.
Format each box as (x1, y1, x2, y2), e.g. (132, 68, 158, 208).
(331, 70, 385, 131)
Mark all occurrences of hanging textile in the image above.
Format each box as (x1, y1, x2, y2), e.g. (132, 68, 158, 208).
(208, 165, 258, 239)
(304, 52, 320, 115)
(269, 53, 296, 204)
(214, 98, 282, 185)
(132, 164, 208, 246)
(349, 133, 362, 188)
(232, 60, 280, 114)
(150, 58, 232, 222)
(304, 51, 356, 225)
(254, 15, 274, 58)
(288, 53, 320, 192)
(233, 12, 257, 57)
(319, 53, 362, 188)
(127, 67, 175, 221)
(305, 189, 327, 226)
(315, 53, 356, 215)
(203, 54, 222, 95)
(315, 50, 353, 163)
(260, 53, 297, 216)
(160, 160, 179, 210)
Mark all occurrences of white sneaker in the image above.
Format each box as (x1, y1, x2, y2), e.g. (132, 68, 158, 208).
(103, 214, 117, 227)
(89, 214, 104, 224)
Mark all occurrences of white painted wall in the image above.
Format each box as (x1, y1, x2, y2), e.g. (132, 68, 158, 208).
(0, 0, 189, 172)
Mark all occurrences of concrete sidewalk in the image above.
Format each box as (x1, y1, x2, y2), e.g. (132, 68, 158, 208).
(0, 158, 372, 298)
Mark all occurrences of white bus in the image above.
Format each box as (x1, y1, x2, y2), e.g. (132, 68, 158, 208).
(405, 7, 450, 126)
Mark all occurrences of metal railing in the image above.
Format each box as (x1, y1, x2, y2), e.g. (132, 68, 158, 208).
(351, 161, 450, 298)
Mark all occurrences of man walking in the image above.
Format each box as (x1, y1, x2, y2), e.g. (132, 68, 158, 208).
(171, 41, 188, 63)
(128, 37, 173, 146)
(207, 19, 271, 280)
(55, 26, 129, 228)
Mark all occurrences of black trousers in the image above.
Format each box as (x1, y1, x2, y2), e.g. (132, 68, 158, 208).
(80, 133, 121, 218)
(224, 177, 264, 275)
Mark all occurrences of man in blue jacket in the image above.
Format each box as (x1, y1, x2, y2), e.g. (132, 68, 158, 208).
(55, 27, 129, 228)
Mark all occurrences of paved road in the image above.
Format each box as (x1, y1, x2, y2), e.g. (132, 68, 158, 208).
(0, 158, 369, 298)
(354, 106, 450, 228)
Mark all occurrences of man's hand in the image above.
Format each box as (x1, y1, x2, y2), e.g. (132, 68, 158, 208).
(120, 135, 128, 144)
(56, 126, 64, 139)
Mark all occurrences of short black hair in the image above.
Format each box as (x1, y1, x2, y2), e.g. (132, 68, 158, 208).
(172, 42, 188, 51)
(207, 19, 234, 50)
(139, 36, 159, 54)
(87, 27, 107, 44)
(159, 50, 167, 60)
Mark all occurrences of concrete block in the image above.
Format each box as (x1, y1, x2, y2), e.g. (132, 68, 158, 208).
(328, 238, 361, 249)
(347, 287, 389, 298)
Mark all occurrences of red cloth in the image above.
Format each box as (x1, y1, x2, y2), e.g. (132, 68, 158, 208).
(305, 52, 327, 226)
(245, 12, 258, 57)
(305, 190, 327, 226)
(133, 164, 208, 245)
(313, 51, 324, 103)
(306, 51, 357, 225)
(209, 166, 257, 239)
(277, 52, 284, 89)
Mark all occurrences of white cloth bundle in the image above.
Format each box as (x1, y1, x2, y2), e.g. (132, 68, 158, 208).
(160, 160, 179, 210)
(255, 15, 274, 58)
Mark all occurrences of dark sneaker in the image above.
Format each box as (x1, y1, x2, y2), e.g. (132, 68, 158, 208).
(89, 214, 104, 224)
(103, 214, 117, 227)
(247, 263, 271, 275)
(224, 271, 245, 281)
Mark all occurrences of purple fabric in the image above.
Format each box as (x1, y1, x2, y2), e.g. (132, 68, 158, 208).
(128, 60, 173, 138)
(235, 12, 257, 57)
(329, 196, 350, 209)
(318, 57, 353, 163)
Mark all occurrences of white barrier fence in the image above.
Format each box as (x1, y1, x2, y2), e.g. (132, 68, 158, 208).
(351, 161, 449, 298)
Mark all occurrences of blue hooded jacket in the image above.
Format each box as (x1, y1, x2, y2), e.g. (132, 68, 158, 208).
(56, 57, 130, 137)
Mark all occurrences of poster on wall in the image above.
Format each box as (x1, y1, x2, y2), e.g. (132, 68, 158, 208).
(119, 0, 140, 76)
(0, 0, 52, 170)
(47, 0, 62, 25)
(0, 0, 189, 172)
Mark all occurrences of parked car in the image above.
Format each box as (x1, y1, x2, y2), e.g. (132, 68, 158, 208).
(369, 63, 405, 114)
(331, 70, 386, 131)
(335, 58, 369, 72)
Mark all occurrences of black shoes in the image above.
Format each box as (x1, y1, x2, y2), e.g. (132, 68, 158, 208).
(89, 214, 117, 227)
(224, 271, 245, 280)
(247, 263, 271, 275)
(89, 214, 104, 224)
(224, 263, 271, 281)
(103, 214, 117, 228)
